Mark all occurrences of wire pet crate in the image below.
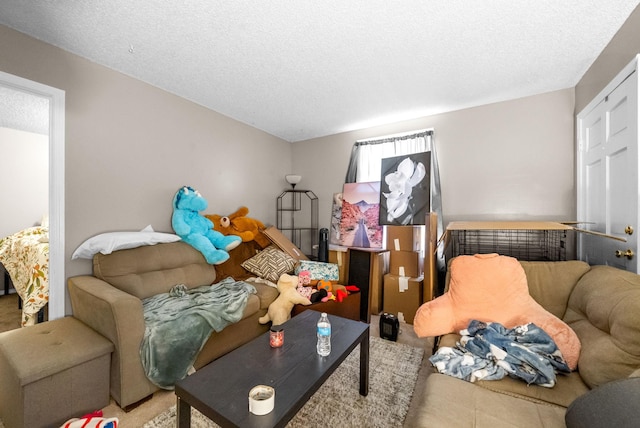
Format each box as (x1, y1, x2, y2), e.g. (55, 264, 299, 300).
(446, 222, 571, 261)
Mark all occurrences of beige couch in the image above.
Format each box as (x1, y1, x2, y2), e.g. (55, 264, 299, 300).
(414, 260, 640, 427)
(68, 240, 278, 409)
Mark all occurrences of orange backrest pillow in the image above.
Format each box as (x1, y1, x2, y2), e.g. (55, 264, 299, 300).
(413, 253, 580, 370)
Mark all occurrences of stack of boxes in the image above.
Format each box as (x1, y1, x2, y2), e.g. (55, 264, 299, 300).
(382, 224, 424, 324)
(383, 213, 438, 324)
(323, 214, 438, 324)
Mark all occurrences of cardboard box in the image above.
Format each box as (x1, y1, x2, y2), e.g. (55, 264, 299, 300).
(369, 250, 390, 316)
(389, 250, 423, 277)
(383, 274, 424, 324)
(423, 212, 438, 302)
(262, 226, 309, 261)
(329, 246, 349, 284)
(347, 248, 390, 321)
(445, 221, 573, 231)
(386, 225, 423, 252)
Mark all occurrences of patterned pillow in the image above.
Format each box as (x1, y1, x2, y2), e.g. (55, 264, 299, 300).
(241, 245, 298, 282)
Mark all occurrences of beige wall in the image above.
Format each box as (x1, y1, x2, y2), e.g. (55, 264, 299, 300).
(3, 4, 635, 311)
(0, 25, 292, 284)
(0, 127, 48, 238)
(575, 4, 640, 113)
(292, 88, 576, 230)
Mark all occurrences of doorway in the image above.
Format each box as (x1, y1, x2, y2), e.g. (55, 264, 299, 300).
(0, 71, 65, 322)
(577, 56, 639, 273)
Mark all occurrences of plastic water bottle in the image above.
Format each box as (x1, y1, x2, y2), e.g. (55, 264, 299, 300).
(317, 312, 331, 356)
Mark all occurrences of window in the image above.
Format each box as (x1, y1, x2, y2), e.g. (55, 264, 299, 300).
(345, 129, 444, 269)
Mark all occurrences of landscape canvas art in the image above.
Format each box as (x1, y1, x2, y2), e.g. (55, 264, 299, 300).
(379, 152, 431, 225)
(339, 182, 383, 249)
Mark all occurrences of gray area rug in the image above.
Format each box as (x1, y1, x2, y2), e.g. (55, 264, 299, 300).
(143, 335, 424, 428)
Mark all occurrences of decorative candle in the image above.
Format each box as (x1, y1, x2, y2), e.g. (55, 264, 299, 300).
(269, 326, 284, 348)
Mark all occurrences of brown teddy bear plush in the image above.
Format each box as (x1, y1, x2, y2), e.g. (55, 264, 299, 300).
(205, 206, 271, 248)
(259, 274, 312, 326)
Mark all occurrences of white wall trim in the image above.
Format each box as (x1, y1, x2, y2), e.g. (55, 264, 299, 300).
(0, 71, 65, 321)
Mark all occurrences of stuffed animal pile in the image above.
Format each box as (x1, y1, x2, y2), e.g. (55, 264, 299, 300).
(259, 274, 312, 326)
(206, 206, 270, 247)
(171, 186, 241, 265)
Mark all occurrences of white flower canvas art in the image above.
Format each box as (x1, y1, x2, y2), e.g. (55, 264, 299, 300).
(379, 152, 431, 225)
(329, 192, 343, 245)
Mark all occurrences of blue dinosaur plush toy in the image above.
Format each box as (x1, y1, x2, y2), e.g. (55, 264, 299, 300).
(172, 186, 242, 265)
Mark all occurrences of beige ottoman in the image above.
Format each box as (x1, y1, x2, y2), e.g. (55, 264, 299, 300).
(0, 316, 114, 428)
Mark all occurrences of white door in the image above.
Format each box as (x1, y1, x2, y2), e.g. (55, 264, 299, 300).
(577, 60, 638, 272)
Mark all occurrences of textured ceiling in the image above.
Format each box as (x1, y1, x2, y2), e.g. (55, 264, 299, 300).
(0, 86, 49, 135)
(1, 1, 639, 142)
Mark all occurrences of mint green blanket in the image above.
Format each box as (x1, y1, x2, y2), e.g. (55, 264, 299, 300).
(140, 277, 256, 389)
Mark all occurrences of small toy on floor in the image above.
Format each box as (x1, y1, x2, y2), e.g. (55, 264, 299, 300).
(61, 410, 118, 428)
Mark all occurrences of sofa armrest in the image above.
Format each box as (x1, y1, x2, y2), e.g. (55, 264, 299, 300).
(67, 275, 157, 408)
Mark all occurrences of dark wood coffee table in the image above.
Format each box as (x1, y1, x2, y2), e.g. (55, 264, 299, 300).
(174, 310, 370, 428)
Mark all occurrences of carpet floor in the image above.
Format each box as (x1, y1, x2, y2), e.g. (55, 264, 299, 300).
(101, 315, 433, 427)
(0, 315, 433, 427)
(144, 335, 424, 428)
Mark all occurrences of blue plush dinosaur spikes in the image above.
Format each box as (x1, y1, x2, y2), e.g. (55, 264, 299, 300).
(171, 186, 241, 265)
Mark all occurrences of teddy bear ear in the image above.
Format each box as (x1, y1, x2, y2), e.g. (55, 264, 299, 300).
(231, 206, 249, 219)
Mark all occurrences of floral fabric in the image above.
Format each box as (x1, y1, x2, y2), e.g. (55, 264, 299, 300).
(294, 260, 339, 281)
(0, 226, 49, 326)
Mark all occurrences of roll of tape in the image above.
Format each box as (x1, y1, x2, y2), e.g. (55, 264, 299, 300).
(248, 385, 275, 415)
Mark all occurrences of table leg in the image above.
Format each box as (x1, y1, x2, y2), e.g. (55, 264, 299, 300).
(177, 396, 191, 428)
(359, 333, 369, 396)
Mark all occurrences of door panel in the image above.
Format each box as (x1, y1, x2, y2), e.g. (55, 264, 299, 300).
(578, 66, 638, 272)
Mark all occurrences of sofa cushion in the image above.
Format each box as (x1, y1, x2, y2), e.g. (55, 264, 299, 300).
(437, 333, 590, 407)
(415, 373, 567, 428)
(519, 260, 591, 319)
(93, 241, 217, 299)
(249, 282, 280, 310)
(414, 253, 581, 369)
(475, 370, 590, 408)
(564, 265, 640, 388)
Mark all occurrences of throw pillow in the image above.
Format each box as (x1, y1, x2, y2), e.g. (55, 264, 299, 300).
(413, 253, 581, 370)
(72, 226, 181, 259)
(241, 245, 298, 282)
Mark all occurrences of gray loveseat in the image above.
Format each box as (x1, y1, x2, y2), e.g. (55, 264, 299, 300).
(414, 260, 640, 427)
(68, 240, 278, 409)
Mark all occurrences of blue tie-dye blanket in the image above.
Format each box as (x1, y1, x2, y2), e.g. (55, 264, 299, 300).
(429, 320, 571, 387)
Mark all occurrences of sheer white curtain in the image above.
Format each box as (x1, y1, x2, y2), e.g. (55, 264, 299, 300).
(345, 129, 444, 270)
